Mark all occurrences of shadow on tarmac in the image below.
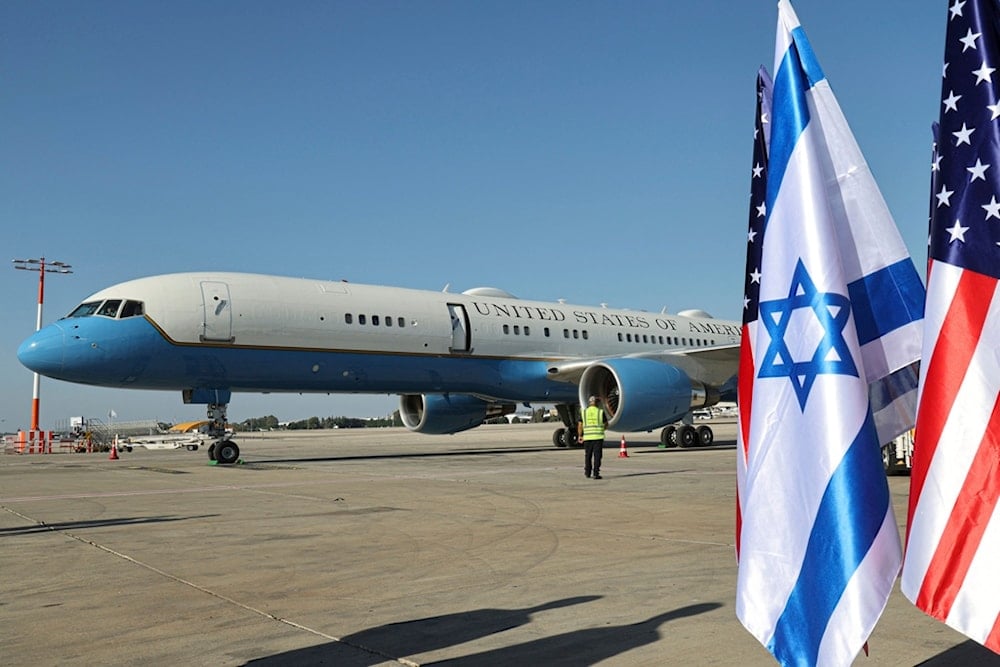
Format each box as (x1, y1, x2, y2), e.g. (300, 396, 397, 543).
(0, 515, 216, 536)
(917, 640, 1000, 666)
(247, 599, 722, 666)
(250, 446, 558, 465)
(247, 440, 738, 466)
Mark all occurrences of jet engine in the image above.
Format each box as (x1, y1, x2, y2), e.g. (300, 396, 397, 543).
(398, 394, 515, 434)
(578, 358, 718, 433)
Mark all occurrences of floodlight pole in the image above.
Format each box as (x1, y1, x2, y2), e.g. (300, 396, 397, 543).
(13, 257, 73, 431)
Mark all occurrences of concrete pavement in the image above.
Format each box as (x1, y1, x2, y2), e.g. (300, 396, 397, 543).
(2, 422, 997, 666)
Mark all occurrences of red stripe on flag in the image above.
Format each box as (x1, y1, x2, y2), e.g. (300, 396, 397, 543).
(738, 324, 754, 459)
(986, 611, 1000, 654)
(735, 323, 755, 558)
(915, 393, 1000, 620)
(907, 269, 995, 538)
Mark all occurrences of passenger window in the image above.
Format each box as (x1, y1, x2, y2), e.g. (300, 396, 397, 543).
(97, 300, 122, 318)
(345, 314, 353, 324)
(618, 333, 624, 342)
(573, 330, 579, 339)
(582, 330, 588, 340)
(564, 329, 570, 338)
(503, 324, 510, 334)
(544, 327, 550, 337)
(524, 326, 530, 336)
(398, 317, 406, 327)
(385, 316, 392, 327)
(372, 315, 380, 326)
(120, 301, 144, 318)
(359, 314, 367, 325)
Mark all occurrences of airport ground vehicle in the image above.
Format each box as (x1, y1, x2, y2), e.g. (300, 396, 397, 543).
(882, 429, 914, 475)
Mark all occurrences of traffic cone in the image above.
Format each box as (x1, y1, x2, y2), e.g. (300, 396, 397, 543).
(109, 436, 119, 460)
(618, 435, 629, 458)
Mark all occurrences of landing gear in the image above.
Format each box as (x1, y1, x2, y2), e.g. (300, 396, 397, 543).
(215, 440, 240, 465)
(660, 423, 715, 448)
(552, 427, 579, 448)
(205, 401, 239, 464)
(553, 403, 582, 448)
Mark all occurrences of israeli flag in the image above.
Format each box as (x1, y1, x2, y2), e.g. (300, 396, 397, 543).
(736, 2, 923, 665)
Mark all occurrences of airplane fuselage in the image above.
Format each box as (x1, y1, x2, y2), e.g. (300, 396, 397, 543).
(18, 272, 741, 460)
(19, 272, 740, 402)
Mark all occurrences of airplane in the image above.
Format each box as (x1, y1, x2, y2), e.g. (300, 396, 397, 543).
(17, 272, 741, 464)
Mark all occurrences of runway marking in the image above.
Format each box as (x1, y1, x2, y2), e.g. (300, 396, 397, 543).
(0, 504, 421, 667)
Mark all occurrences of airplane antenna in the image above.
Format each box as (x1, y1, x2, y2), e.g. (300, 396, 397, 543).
(442, 283, 450, 293)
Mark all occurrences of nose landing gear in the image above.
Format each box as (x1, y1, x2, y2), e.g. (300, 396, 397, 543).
(205, 400, 240, 464)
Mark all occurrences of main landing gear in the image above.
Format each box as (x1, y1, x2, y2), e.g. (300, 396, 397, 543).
(659, 423, 715, 448)
(205, 402, 240, 465)
(551, 403, 581, 448)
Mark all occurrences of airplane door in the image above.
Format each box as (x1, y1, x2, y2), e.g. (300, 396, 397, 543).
(201, 281, 234, 342)
(448, 303, 471, 353)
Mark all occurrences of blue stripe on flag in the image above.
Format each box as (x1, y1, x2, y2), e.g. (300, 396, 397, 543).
(790, 27, 825, 86)
(768, 410, 890, 665)
(848, 260, 926, 346)
(767, 42, 811, 217)
(869, 361, 919, 415)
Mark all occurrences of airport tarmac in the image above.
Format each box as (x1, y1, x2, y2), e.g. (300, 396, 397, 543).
(2, 421, 999, 666)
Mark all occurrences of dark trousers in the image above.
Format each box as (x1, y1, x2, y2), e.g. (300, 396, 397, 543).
(584, 439, 603, 475)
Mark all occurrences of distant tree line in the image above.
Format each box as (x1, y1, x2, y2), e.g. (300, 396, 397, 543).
(235, 406, 553, 432)
(234, 413, 402, 431)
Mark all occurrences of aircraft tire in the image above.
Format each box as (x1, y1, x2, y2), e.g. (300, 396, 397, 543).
(696, 425, 714, 446)
(660, 426, 677, 448)
(216, 440, 240, 464)
(677, 425, 697, 448)
(553, 428, 568, 448)
(207, 443, 217, 461)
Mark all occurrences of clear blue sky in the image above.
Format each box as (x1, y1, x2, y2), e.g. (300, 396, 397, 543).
(1, 1, 944, 430)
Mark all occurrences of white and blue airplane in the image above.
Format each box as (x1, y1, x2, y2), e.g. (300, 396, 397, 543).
(17, 272, 741, 464)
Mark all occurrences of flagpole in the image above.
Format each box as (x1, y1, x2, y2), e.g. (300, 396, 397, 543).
(13, 257, 73, 432)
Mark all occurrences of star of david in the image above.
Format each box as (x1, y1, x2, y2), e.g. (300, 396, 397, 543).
(758, 260, 858, 410)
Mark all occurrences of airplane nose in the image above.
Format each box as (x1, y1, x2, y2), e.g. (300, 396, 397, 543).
(17, 324, 66, 377)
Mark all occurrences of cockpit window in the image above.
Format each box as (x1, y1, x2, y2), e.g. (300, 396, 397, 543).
(120, 300, 144, 318)
(65, 299, 145, 319)
(67, 301, 102, 318)
(97, 300, 122, 318)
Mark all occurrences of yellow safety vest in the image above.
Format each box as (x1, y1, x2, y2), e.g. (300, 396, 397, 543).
(581, 406, 606, 441)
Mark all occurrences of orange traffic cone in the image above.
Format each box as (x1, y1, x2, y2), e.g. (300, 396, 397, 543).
(618, 435, 629, 458)
(109, 436, 119, 460)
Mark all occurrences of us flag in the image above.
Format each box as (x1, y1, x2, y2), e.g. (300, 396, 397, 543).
(736, 65, 771, 560)
(901, 0, 1000, 653)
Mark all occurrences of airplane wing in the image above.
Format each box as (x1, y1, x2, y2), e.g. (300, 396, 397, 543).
(546, 343, 740, 388)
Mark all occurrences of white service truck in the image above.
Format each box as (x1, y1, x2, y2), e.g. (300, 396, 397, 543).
(882, 429, 915, 475)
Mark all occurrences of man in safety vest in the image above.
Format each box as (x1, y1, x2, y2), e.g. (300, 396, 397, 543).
(577, 395, 608, 479)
